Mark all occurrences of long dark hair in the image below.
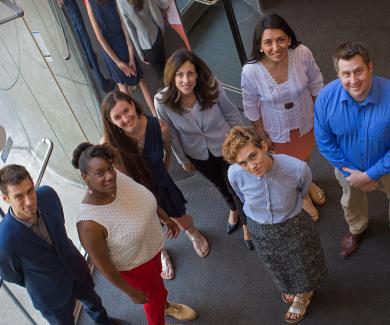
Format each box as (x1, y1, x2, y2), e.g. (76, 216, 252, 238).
(248, 14, 299, 63)
(101, 91, 153, 190)
(159, 49, 219, 114)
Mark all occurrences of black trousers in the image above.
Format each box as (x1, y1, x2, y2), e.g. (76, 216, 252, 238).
(142, 27, 165, 82)
(189, 152, 247, 225)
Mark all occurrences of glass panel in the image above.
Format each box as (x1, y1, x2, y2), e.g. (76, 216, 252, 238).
(0, 0, 101, 323)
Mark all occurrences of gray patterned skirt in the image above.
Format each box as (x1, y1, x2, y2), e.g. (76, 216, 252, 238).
(247, 212, 327, 294)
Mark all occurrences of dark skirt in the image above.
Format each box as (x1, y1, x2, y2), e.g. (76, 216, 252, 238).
(247, 213, 327, 294)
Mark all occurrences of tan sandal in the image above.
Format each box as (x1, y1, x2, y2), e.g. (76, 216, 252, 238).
(160, 249, 174, 280)
(308, 183, 326, 205)
(303, 195, 319, 222)
(281, 293, 295, 304)
(285, 291, 314, 323)
(186, 228, 210, 257)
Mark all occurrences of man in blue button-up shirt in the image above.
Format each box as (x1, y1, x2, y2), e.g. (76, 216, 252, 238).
(314, 42, 390, 259)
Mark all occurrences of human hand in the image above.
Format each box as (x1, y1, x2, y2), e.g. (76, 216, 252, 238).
(117, 61, 131, 76)
(343, 168, 372, 189)
(142, 59, 150, 65)
(128, 60, 137, 76)
(359, 180, 380, 192)
(163, 218, 180, 239)
(130, 290, 148, 304)
(182, 162, 196, 172)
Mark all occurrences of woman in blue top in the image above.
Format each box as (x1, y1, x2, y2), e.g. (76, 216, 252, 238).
(85, 0, 156, 115)
(222, 126, 327, 324)
(100, 90, 209, 280)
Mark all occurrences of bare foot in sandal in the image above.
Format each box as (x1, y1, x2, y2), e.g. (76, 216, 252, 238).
(161, 248, 174, 280)
(285, 291, 314, 323)
(281, 293, 295, 304)
(186, 227, 210, 257)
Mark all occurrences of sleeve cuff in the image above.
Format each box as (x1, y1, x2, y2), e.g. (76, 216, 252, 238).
(366, 166, 381, 181)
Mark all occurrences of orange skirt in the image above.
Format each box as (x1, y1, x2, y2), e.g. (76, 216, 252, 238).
(272, 128, 314, 162)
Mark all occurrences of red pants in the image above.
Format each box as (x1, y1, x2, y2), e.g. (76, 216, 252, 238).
(120, 252, 167, 325)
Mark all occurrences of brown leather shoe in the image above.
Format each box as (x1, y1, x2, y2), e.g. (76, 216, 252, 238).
(340, 231, 364, 259)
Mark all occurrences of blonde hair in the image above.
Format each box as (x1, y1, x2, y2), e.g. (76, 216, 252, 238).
(222, 127, 263, 164)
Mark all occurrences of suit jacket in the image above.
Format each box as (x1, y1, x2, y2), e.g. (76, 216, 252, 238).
(0, 186, 93, 311)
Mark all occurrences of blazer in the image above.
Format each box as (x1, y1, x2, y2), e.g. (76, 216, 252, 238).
(155, 84, 244, 166)
(0, 186, 93, 311)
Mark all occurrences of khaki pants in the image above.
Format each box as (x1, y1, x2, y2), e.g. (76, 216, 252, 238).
(335, 169, 390, 234)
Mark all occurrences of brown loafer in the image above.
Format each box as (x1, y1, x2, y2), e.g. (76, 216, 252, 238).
(340, 231, 364, 259)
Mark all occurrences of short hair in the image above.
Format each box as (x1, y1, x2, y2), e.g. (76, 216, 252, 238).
(0, 164, 32, 195)
(333, 41, 371, 71)
(249, 13, 299, 63)
(222, 127, 263, 164)
(71, 142, 116, 174)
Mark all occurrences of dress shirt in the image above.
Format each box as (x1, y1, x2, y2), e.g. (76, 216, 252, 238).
(241, 44, 323, 143)
(314, 76, 390, 180)
(155, 84, 244, 166)
(228, 154, 312, 224)
(10, 208, 53, 246)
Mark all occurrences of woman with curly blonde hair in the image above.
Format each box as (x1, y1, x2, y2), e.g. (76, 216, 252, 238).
(223, 126, 327, 324)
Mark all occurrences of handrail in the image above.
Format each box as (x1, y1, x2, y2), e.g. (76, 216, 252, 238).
(0, 0, 24, 25)
(35, 138, 53, 188)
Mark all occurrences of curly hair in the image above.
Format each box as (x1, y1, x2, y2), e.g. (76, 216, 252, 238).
(222, 127, 263, 164)
(158, 49, 219, 114)
(72, 142, 116, 174)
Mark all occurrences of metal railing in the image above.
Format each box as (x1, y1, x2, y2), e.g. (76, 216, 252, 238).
(0, 137, 53, 325)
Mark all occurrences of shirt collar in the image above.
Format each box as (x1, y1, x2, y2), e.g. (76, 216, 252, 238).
(339, 76, 379, 106)
(9, 208, 40, 228)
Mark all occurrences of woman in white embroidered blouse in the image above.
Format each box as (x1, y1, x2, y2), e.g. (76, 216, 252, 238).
(241, 14, 326, 221)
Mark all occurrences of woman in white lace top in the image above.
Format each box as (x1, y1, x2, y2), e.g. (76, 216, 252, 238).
(241, 14, 326, 221)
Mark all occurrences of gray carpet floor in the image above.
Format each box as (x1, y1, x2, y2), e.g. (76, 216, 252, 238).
(78, 0, 390, 324)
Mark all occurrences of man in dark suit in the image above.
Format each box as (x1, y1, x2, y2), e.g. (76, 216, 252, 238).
(0, 164, 120, 324)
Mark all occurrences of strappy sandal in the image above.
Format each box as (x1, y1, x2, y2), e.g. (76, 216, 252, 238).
(186, 229, 210, 257)
(303, 195, 320, 222)
(281, 293, 295, 304)
(285, 291, 314, 324)
(160, 249, 175, 280)
(308, 183, 326, 205)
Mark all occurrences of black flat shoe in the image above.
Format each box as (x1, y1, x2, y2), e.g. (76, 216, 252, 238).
(226, 221, 239, 234)
(244, 239, 254, 250)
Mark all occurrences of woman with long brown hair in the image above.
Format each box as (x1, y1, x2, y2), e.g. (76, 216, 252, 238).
(154, 49, 253, 249)
(101, 91, 210, 279)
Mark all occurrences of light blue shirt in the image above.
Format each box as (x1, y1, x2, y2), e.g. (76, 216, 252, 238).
(228, 154, 312, 224)
(314, 76, 390, 180)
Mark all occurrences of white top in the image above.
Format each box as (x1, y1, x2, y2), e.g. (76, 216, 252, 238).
(155, 84, 243, 166)
(77, 170, 164, 271)
(117, 0, 169, 60)
(241, 44, 323, 143)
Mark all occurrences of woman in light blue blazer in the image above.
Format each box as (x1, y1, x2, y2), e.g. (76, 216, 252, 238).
(155, 49, 253, 249)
